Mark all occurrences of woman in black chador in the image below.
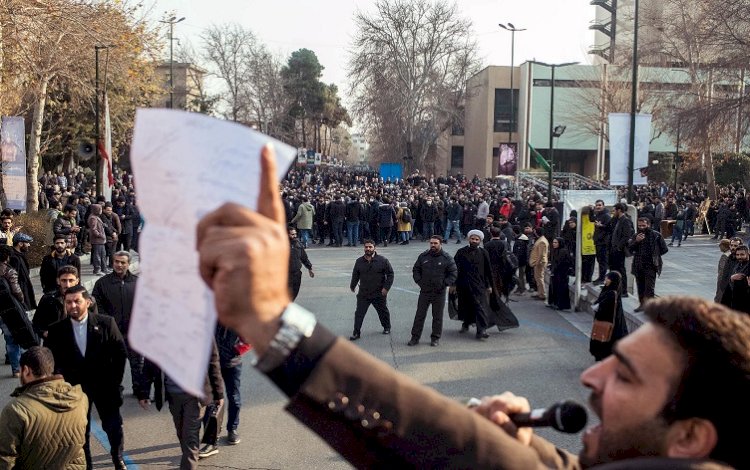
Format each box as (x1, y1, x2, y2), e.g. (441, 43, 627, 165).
(589, 271, 629, 361)
(548, 237, 572, 310)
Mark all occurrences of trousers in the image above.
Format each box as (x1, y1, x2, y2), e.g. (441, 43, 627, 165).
(168, 392, 205, 470)
(411, 291, 446, 340)
(353, 295, 391, 335)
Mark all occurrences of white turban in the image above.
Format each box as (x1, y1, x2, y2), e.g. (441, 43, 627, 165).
(467, 229, 484, 241)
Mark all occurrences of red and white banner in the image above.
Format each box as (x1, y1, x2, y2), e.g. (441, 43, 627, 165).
(99, 94, 114, 201)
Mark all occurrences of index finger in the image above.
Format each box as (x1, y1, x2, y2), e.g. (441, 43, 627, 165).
(257, 143, 285, 226)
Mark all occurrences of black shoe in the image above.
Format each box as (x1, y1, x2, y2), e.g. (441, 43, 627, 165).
(459, 325, 469, 333)
(198, 444, 219, 459)
(113, 459, 127, 470)
(621, 293, 629, 298)
(455, 240, 461, 244)
(407, 338, 419, 346)
(475, 332, 489, 340)
(349, 334, 361, 341)
(430, 339, 439, 347)
(227, 430, 241, 445)
(382, 328, 390, 335)
(634, 305, 643, 312)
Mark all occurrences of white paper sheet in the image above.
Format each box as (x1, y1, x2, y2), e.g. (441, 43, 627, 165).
(128, 109, 295, 397)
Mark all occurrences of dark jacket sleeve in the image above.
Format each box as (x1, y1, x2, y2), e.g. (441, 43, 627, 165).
(350, 261, 360, 291)
(383, 258, 394, 291)
(483, 250, 493, 288)
(445, 255, 458, 287)
(207, 340, 224, 401)
(300, 246, 313, 270)
(106, 316, 128, 386)
(412, 254, 423, 284)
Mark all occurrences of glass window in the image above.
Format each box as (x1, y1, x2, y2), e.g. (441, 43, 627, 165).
(451, 146, 464, 168)
(493, 88, 519, 133)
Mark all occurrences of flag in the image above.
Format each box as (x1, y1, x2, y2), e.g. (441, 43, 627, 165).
(527, 143, 550, 172)
(99, 94, 114, 200)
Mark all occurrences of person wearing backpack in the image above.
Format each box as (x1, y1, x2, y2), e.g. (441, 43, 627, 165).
(397, 202, 412, 245)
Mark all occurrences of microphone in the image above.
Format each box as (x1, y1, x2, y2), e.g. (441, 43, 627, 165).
(509, 401, 588, 433)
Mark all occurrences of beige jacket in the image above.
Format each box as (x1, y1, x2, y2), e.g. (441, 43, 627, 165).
(529, 235, 549, 268)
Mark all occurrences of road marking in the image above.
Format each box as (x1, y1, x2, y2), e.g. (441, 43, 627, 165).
(91, 419, 138, 469)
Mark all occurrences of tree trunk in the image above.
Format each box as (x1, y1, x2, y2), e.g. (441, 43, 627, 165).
(704, 148, 717, 201)
(27, 77, 48, 213)
(301, 117, 307, 148)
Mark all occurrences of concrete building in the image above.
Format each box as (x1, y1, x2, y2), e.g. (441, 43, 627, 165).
(153, 62, 207, 111)
(441, 62, 748, 179)
(349, 133, 369, 164)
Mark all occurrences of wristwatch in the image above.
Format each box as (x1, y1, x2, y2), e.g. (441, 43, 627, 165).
(251, 303, 317, 373)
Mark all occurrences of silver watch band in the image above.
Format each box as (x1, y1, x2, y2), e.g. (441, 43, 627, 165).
(251, 303, 317, 373)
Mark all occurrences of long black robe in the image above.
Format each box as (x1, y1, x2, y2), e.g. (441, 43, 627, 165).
(454, 245, 492, 329)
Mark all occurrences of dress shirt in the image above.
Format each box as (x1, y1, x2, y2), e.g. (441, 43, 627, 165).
(71, 314, 88, 356)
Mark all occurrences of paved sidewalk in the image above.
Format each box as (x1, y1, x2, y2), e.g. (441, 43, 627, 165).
(571, 233, 726, 335)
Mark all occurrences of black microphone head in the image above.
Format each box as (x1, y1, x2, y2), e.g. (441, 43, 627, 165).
(552, 401, 588, 433)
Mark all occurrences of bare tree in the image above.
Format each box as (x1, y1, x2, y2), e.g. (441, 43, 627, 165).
(348, 0, 481, 171)
(642, 0, 750, 199)
(201, 23, 257, 122)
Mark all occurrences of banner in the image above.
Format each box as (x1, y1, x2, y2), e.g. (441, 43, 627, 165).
(497, 143, 517, 176)
(1, 117, 27, 211)
(527, 143, 550, 172)
(608, 113, 651, 186)
(581, 215, 596, 256)
(100, 94, 114, 202)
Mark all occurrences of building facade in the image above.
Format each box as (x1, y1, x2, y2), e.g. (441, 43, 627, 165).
(153, 62, 207, 111)
(440, 62, 748, 180)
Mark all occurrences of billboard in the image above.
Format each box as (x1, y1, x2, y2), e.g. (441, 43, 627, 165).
(1, 117, 27, 211)
(497, 143, 517, 176)
(608, 113, 651, 186)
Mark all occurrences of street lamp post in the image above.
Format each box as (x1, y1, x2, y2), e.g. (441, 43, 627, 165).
(674, 118, 681, 191)
(498, 23, 526, 151)
(160, 16, 186, 109)
(531, 61, 579, 200)
(627, 0, 640, 203)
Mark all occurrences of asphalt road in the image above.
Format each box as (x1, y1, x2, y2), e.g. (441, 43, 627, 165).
(0, 233, 726, 469)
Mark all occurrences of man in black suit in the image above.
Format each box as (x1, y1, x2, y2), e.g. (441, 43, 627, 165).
(45, 285, 128, 470)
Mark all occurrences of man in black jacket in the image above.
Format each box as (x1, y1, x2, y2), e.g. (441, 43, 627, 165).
(9, 233, 36, 310)
(137, 340, 224, 468)
(349, 240, 394, 340)
(92, 251, 140, 395)
(589, 200, 611, 284)
(628, 217, 668, 312)
(39, 236, 81, 294)
(288, 227, 314, 301)
(608, 203, 634, 297)
(444, 197, 463, 243)
(328, 194, 346, 247)
(45, 285, 128, 470)
(32, 265, 79, 341)
(408, 236, 457, 347)
(345, 194, 361, 247)
(114, 197, 135, 251)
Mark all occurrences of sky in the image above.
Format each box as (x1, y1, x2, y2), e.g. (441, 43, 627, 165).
(147, 0, 595, 107)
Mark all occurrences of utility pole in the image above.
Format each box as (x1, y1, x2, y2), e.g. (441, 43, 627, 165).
(674, 119, 680, 191)
(498, 23, 526, 163)
(160, 16, 185, 109)
(627, 0, 640, 203)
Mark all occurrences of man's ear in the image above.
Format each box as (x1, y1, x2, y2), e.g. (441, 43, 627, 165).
(666, 418, 718, 460)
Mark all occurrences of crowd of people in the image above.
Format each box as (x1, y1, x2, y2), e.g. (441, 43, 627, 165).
(202, 149, 750, 469)
(0, 161, 749, 469)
